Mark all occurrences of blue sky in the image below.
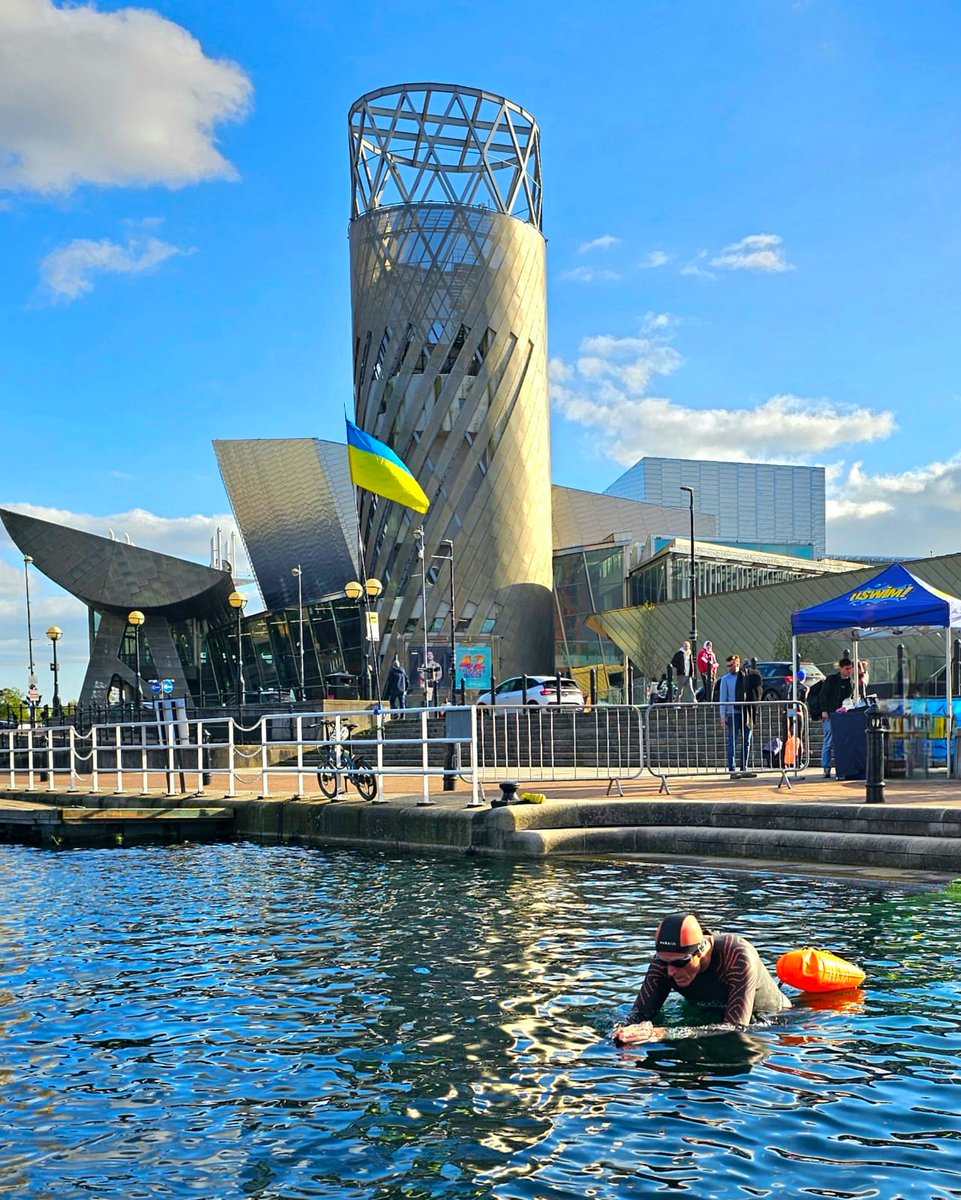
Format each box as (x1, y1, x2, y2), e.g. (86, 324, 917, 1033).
(2, 0, 961, 701)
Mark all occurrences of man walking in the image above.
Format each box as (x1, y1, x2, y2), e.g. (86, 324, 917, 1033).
(384, 656, 409, 712)
(671, 641, 697, 703)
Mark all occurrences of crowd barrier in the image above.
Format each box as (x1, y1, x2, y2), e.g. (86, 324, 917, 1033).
(473, 704, 644, 792)
(644, 699, 809, 793)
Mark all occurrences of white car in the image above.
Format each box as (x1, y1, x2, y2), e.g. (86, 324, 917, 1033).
(476, 675, 585, 707)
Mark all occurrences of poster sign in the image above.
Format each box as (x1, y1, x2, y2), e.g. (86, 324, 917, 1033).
(454, 645, 492, 690)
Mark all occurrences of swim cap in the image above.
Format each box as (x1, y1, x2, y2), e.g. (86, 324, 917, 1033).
(655, 913, 704, 953)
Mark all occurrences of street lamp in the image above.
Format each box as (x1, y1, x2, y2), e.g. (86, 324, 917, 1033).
(23, 556, 37, 719)
(433, 539, 456, 702)
(292, 565, 305, 702)
(345, 578, 383, 700)
(228, 591, 247, 706)
(414, 526, 430, 703)
(46, 626, 63, 717)
(679, 486, 697, 658)
(127, 610, 145, 704)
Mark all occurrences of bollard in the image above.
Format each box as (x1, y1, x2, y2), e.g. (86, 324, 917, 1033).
(864, 707, 885, 804)
(492, 780, 517, 807)
(589, 668, 597, 707)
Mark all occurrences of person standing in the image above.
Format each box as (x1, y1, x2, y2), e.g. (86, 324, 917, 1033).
(719, 654, 747, 775)
(697, 640, 718, 699)
(385, 656, 409, 711)
(820, 656, 855, 778)
(671, 641, 697, 703)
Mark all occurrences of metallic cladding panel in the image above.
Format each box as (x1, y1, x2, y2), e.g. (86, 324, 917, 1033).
(0, 508, 232, 618)
(348, 85, 554, 679)
(214, 439, 359, 611)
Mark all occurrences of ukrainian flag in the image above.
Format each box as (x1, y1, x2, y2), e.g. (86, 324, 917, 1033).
(345, 418, 430, 514)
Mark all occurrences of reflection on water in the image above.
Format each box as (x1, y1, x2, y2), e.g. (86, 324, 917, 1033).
(0, 844, 960, 1198)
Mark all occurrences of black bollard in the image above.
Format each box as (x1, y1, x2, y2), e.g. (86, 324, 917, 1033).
(491, 780, 517, 808)
(864, 707, 885, 804)
(589, 668, 597, 707)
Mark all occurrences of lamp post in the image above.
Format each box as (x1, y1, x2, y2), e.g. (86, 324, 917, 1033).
(414, 526, 430, 703)
(228, 591, 247, 706)
(46, 626, 63, 718)
(23, 556, 37, 721)
(345, 578, 383, 701)
(292, 565, 305, 702)
(679, 486, 697, 658)
(433, 539, 456, 702)
(127, 610, 145, 705)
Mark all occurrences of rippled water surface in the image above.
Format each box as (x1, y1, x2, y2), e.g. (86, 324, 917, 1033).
(2, 844, 961, 1199)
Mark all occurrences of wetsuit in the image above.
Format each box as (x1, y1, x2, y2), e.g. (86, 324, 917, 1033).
(626, 933, 791, 1027)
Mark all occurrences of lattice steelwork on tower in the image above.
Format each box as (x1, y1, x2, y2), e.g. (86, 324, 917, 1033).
(348, 83, 554, 679)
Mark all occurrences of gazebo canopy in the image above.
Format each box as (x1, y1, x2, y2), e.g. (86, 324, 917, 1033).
(791, 562, 961, 637)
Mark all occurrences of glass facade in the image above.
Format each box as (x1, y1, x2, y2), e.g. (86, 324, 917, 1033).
(201, 599, 368, 704)
(631, 552, 813, 607)
(553, 545, 628, 699)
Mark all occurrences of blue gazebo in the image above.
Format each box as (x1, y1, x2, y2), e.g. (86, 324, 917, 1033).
(791, 562, 961, 769)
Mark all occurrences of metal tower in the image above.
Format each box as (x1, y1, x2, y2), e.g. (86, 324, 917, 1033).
(348, 83, 554, 684)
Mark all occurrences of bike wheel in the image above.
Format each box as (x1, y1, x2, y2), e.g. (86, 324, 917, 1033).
(318, 753, 338, 799)
(350, 756, 377, 801)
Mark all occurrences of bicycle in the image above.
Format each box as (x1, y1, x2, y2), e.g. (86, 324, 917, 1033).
(317, 719, 377, 801)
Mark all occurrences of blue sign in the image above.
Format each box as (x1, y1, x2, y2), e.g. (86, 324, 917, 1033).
(162, 679, 175, 695)
(149, 679, 162, 695)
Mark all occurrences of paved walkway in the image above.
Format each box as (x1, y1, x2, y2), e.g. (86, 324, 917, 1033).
(4, 767, 961, 807)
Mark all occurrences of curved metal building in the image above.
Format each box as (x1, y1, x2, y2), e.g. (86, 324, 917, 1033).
(348, 83, 554, 681)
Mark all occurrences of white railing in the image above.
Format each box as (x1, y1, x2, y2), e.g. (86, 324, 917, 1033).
(0, 706, 483, 808)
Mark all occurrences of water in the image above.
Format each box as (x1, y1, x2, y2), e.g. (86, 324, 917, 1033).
(1, 844, 961, 1199)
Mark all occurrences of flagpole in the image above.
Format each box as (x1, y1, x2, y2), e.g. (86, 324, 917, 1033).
(352, 488, 383, 705)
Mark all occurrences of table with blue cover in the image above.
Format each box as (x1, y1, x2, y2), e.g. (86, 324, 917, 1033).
(831, 707, 868, 780)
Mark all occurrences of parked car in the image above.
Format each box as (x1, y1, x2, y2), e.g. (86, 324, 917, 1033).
(755, 661, 825, 701)
(476, 675, 585, 707)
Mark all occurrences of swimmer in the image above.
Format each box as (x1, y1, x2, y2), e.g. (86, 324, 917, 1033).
(612, 913, 791, 1045)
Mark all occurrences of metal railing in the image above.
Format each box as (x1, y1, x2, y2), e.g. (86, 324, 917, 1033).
(1, 706, 484, 808)
(3, 700, 831, 803)
(644, 699, 811, 793)
(474, 704, 644, 791)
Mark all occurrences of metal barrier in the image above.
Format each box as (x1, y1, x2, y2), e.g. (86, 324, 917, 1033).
(474, 704, 644, 793)
(644, 699, 810, 793)
(0, 706, 483, 808)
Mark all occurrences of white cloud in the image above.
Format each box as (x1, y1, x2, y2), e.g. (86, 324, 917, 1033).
(0, 0, 252, 195)
(550, 318, 896, 465)
(639, 250, 670, 269)
(710, 233, 795, 273)
(38, 235, 192, 301)
(578, 234, 621, 254)
(825, 457, 961, 556)
(559, 265, 622, 283)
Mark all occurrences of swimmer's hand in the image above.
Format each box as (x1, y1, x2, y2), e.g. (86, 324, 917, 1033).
(612, 1021, 661, 1045)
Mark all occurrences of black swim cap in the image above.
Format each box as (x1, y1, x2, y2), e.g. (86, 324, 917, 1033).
(655, 913, 705, 953)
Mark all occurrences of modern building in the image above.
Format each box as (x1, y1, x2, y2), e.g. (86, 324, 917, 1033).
(605, 457, 826, 558)
(347, 83, 554, 682)
(0, 507, 235, 706)
(214, 438, 358, 611)
(591, 551, 961, 693)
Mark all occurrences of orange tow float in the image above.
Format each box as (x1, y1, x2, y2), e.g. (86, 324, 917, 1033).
(777, 947, 866, 993)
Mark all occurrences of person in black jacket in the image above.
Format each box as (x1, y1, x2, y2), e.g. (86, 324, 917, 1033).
(819, 656, 855, 778)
